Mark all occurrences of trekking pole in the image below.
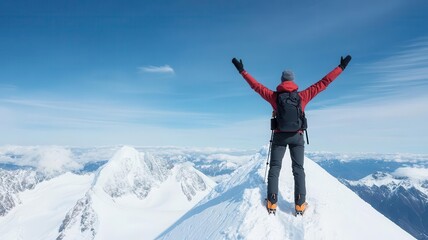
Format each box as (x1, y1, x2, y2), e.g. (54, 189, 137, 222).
(264, 111, 276, 184)
(305, 130, 309, 145)
(263, 130, 274, 184)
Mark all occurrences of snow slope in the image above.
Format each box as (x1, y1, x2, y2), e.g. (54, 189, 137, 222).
(0, 172, 93, 240)
(157, 149, 415, 240)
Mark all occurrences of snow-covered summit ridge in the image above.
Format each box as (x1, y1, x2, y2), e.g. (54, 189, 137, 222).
(93, 145, 169, 199)
(158, 149, 414, 240)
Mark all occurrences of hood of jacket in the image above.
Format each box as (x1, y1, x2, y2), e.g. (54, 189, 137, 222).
(276, 80, 299, 92)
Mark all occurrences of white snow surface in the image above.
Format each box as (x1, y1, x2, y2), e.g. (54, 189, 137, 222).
(0, 172, 93, 240)
(157, 149, 414, 240)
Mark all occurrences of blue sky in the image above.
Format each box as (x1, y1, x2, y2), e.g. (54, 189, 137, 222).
(1, 0, 428, 153)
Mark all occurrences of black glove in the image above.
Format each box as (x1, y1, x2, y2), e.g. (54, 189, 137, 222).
(339, 55, 352, 70)
(232, 58, 244, 73)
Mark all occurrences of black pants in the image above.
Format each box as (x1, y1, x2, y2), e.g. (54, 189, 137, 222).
(267, 132, 306, 206)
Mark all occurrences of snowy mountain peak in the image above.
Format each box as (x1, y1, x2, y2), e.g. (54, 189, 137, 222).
(108, 145, 140, 163)
(55, 147, 215, 240)
(158, 151, 414, 240)
(93, 146, 168, 199)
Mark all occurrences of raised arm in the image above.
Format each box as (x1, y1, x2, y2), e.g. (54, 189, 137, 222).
(232, 58, 276, 105)
(299, 55, 351, 107)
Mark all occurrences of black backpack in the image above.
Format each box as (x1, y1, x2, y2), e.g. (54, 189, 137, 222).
(274, 91, 307, 132)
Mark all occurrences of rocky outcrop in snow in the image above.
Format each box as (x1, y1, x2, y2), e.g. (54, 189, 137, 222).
(175, 163, 208, 201)
(57, 193, 97, 240)
(0, 169, 43, 216)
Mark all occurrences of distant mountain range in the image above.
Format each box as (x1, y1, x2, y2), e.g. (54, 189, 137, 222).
(309, 152, 428, 240)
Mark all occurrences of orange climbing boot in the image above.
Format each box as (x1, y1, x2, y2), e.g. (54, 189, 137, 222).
(266, 193, 277, 215)
(295, 202, 308, 216)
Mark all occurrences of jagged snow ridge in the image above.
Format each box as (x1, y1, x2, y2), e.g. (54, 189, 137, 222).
(57, 193, 97, 240)
(158, 149, 414, 240)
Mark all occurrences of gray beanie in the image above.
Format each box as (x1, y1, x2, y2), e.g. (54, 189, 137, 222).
(281, 70, 294, 82)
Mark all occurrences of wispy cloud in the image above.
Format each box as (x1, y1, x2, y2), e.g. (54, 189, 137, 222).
(306, 95, 428, 154)
(138, 65, 175, 74)
(0, 96, 267, 148)
(302, 38, 428, 153)
(363, 37, 428, 96)
(0, 97, 215, 130)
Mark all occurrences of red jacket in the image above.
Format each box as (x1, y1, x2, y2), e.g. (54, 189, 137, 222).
(241, 66, 343, 112)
